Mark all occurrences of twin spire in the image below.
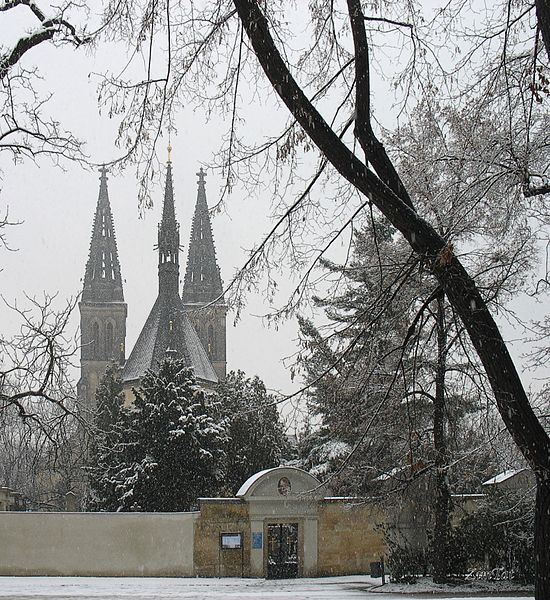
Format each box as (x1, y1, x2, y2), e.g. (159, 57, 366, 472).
(83, 150, 223, 387)
(182, 167, 224, 304)
(121, 147, 221, 385)
(156, 146, 223, 305)
(82, 166, 124, 303)
(86, 150, 221, 305)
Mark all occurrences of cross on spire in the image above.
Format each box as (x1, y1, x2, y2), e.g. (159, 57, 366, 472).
(197, 167, 206, 185)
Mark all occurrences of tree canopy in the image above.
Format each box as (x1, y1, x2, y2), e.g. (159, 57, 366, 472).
(217, 369, 288, 494)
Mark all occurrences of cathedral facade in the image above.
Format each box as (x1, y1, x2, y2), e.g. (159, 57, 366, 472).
(78, 158, 226, 409)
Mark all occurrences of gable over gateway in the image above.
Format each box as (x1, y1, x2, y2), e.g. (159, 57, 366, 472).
(236, 467, 325, 499)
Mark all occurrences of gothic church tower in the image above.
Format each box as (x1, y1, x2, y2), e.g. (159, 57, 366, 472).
(121, 155, 217, 398)
(182, 168, 227, 380)
(78, 167, 127, 409)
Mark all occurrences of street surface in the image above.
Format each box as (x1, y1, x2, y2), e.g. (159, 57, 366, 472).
(0, 576, 534, 600)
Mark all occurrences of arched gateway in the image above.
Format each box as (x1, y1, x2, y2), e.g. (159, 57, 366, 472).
(194, 466, 385, 578)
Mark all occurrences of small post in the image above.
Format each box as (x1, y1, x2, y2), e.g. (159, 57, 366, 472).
(381, 556, 385, 585)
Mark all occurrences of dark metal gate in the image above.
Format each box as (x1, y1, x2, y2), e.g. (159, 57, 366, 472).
(266, 523, 299, 579)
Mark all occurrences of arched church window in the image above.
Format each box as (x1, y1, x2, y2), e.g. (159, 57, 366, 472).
(207, 324, 215, 357)
(92, 322, 100, 359)
(105, 322, 114, 357)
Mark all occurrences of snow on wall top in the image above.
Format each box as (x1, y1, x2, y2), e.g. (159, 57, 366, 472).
(482, 468, 527, 486)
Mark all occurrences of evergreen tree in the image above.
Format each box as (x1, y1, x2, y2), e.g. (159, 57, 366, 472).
(450, 489, 535, 582)
(296, 219, 493, 579)
(296, 220, 431, 493)
(94, 364, 125, 435)
(89, 359, 227, 511)
(86, 364, 127, 511)
(218, 370, 288, 494)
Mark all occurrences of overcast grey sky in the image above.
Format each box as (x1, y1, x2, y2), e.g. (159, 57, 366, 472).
(0, 11, 304, 405)
(1, 1, 547, 425)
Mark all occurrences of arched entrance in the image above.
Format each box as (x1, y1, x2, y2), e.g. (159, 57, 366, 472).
(236, 467, 325, 578)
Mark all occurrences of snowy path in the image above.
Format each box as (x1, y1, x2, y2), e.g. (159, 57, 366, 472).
(0, 577, 534, 600)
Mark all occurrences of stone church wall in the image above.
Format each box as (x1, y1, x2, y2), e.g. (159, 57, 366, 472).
(0, 512, 197, 577)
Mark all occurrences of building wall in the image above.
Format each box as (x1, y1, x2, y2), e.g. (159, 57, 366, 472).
(185, 305, 227, 382)
(489, 469, 536, 492)
(193, 499, 250, 577)
(78, 302, 127, 410)
(317, 500, 386, 576)
(0, 512, 197, 576)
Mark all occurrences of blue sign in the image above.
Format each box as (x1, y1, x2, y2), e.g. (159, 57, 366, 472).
(252, 531, 263, 549)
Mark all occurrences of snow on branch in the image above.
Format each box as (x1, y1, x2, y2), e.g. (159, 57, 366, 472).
(0, 0, 90, 80)
(522, 174, 550, 197)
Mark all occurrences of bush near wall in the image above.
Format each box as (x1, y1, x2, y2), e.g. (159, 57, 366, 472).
(448, 491, 534, 583)
(386, 490, 534, 583)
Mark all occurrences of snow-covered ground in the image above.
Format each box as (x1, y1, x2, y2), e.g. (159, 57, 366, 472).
(0, 577, 534, 600)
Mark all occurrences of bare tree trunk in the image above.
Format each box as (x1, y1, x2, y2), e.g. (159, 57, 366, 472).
(536, 0, 550, 63)
(535, 477, 550, 598)
(432, 293, 450, 583)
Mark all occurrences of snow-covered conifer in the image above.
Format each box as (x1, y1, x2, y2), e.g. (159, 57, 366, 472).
(217, 370, 288, 494)
(89, 359, 226, 512)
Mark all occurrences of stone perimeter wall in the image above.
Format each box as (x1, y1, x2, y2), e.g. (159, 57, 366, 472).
(0, 500, 386, 577)
(0, 512, 197, 577)
(317, 501, 386, 576)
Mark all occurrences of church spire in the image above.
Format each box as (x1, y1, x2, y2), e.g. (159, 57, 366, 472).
(182, 168, 224, 304)
(181, 168, 226, 381)
(157, 150, 180, 296)
(82, 166, 124, 303)
(78, 166, 127, 410)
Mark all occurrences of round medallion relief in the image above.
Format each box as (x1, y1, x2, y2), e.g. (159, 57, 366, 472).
(277, 476, 291, 496)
